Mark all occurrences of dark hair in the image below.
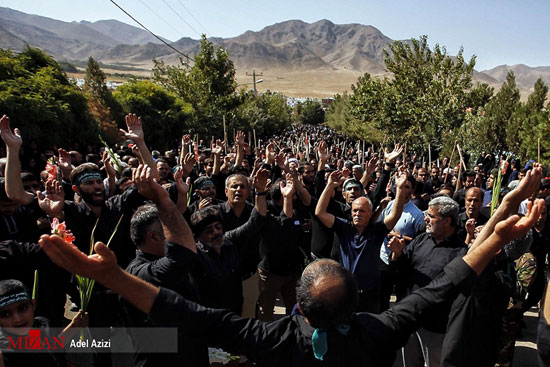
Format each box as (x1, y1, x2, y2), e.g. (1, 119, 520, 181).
(130, 204, 162, 247)
(269, 179, 283, 201)
(0, 279, 29, 299)
(70, 163, 100, 185)
(190, 206, 223, 235)
(296, 260, 358, 329)
(462, 170, 476, 180)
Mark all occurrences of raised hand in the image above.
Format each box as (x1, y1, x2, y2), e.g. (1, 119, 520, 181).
(366, 156, 379, 175)
(211, 139, 224, 155)
(506, 163, 543, 205)
(318, 141, 329, 162)
(0, 115, 22, 149)
(37, 179, 65, 216)
(39, 235, 118, 282)
(384, 144, 403, 163)
(495, 199, 544, 241)
(102, 151, 115, 176)
(281, 173, 295, 198)
(121, 114, 145, 143)
(387, 233, 406, 257)
(394, 165, 408, 190)
(327, 170, 344, 189)
(174, 167, 190, 195)
(253, 168, 270, 192)
(132, 164, 169, 204)
(236, 131, 245, 145)
(198, 197, 214, 209)
(181, 153, 196, 177)
(57, 148, 73, 174)
(265, 142, 277, 164)
(465, 218, 476, 236)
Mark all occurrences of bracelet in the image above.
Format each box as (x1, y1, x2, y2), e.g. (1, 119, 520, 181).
(385, 162, 395, 168)
(255, 191, 267, 196)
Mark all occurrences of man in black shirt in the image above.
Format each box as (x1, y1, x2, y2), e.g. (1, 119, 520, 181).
(38, 194, 543, 367)
(190, 169, 269, 314)
(124, 164, 207, 367)
(389, 196, 467, 367)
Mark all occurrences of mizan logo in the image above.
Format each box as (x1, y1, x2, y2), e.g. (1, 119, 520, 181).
(8, 329, 64, 350)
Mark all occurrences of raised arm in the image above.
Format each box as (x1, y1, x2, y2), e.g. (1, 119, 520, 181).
(102, 151, 117, 198)
(235, 131, 246, 167)
(383, 166, 407, 230)
(0, 115, 34, 204)
(464, 198, 543, 275)
(173, 167, 190, 214)
(39, 237, 159, 314)
(211, 139, 224, 176)
(360, 156, 378, 189)
(133, 164, 196, 253)
(315, 170, 343, 228)
(280, 173, 295, 218)
(469, 163, 543, 251)
(121, 114, 159, 180)
(253, 168, 269, 216)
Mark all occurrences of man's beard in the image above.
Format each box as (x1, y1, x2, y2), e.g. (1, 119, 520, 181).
(80, 190, 104, 206)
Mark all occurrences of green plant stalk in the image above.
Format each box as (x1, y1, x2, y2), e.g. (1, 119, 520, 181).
(99, 134, 124, 175)
(490, 164, 504, 217)
(32, 270, 38, 301)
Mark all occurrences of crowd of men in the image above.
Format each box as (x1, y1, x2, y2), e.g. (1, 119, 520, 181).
(0, 113, 549, 367)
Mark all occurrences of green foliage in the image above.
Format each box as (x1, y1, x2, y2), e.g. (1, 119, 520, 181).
(85, 57, 109, 101)
(113, 80, 191, 151)
(152, 35, 240, 137)
(0, 47, 97, 149)
(234, 90, 291, 137)
(294, 100, 325, 125)
(481, 71, 521, 155)
(326, 92, 384, 142)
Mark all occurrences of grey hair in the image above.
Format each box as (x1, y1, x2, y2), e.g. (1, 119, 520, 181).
(224, 173, 249, 189)
(428, 196, 459, 227)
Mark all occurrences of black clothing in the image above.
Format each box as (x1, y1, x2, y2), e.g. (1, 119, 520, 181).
(125, 242, 207, 367)
(455, 211, 489, 243)
(64, 186, 145, 269)
(0, 200, 43, 243)
(390, 232, 467, 333)
(149, 257, 476, 367)
(213, 200, 260, 279)
(452, 188, 466, 212)
(0, 240, 69, 325)
(63, 186, 145, 327)
(442, 262, 514, 367)
(194, 208, 266, 313)
(412, 196, 429, 212)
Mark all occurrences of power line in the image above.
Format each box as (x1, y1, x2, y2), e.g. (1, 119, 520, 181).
(160, 0, 201, 37)
(137, 0, 186, 40)
(174, 0, 210, 36)
(109, 0, 194, 64)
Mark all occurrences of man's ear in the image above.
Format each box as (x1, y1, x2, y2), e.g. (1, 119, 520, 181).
(296, 303, 311, 325)
(72, 185, 79, 194)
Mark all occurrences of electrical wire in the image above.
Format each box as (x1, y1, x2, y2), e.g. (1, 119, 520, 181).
(160, 0, 201, 37)
(110, 0, 195, 63)
(174, 0, 210, 35)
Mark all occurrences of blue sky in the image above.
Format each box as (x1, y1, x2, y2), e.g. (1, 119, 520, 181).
(3, 0, 549, 70)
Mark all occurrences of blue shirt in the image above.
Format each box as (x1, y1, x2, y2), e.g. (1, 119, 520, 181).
(333, 217, 390, 292)
(378, 200, 425, 264)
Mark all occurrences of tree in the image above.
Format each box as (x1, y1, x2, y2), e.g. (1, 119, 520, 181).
(383, 36, 475, 151)
(480, 71, 520, 155)
(0, 47, 97, 149)
(113, 80, 192, 151)
(84, 57, 109, 101)
(326, 92, 383, 142)
(234, 91, 291, 137)
(152, 35, 240, 137)
(295, 100, 325, 125)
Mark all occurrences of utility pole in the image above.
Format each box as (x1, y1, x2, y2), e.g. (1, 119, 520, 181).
(246, 70, 263, 96)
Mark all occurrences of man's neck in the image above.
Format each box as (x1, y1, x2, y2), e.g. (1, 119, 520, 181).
(230, 202, 245, 217)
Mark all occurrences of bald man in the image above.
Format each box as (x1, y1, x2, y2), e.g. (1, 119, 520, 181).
(316, 169, 409, 313)
(37, 195, 542, 367)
